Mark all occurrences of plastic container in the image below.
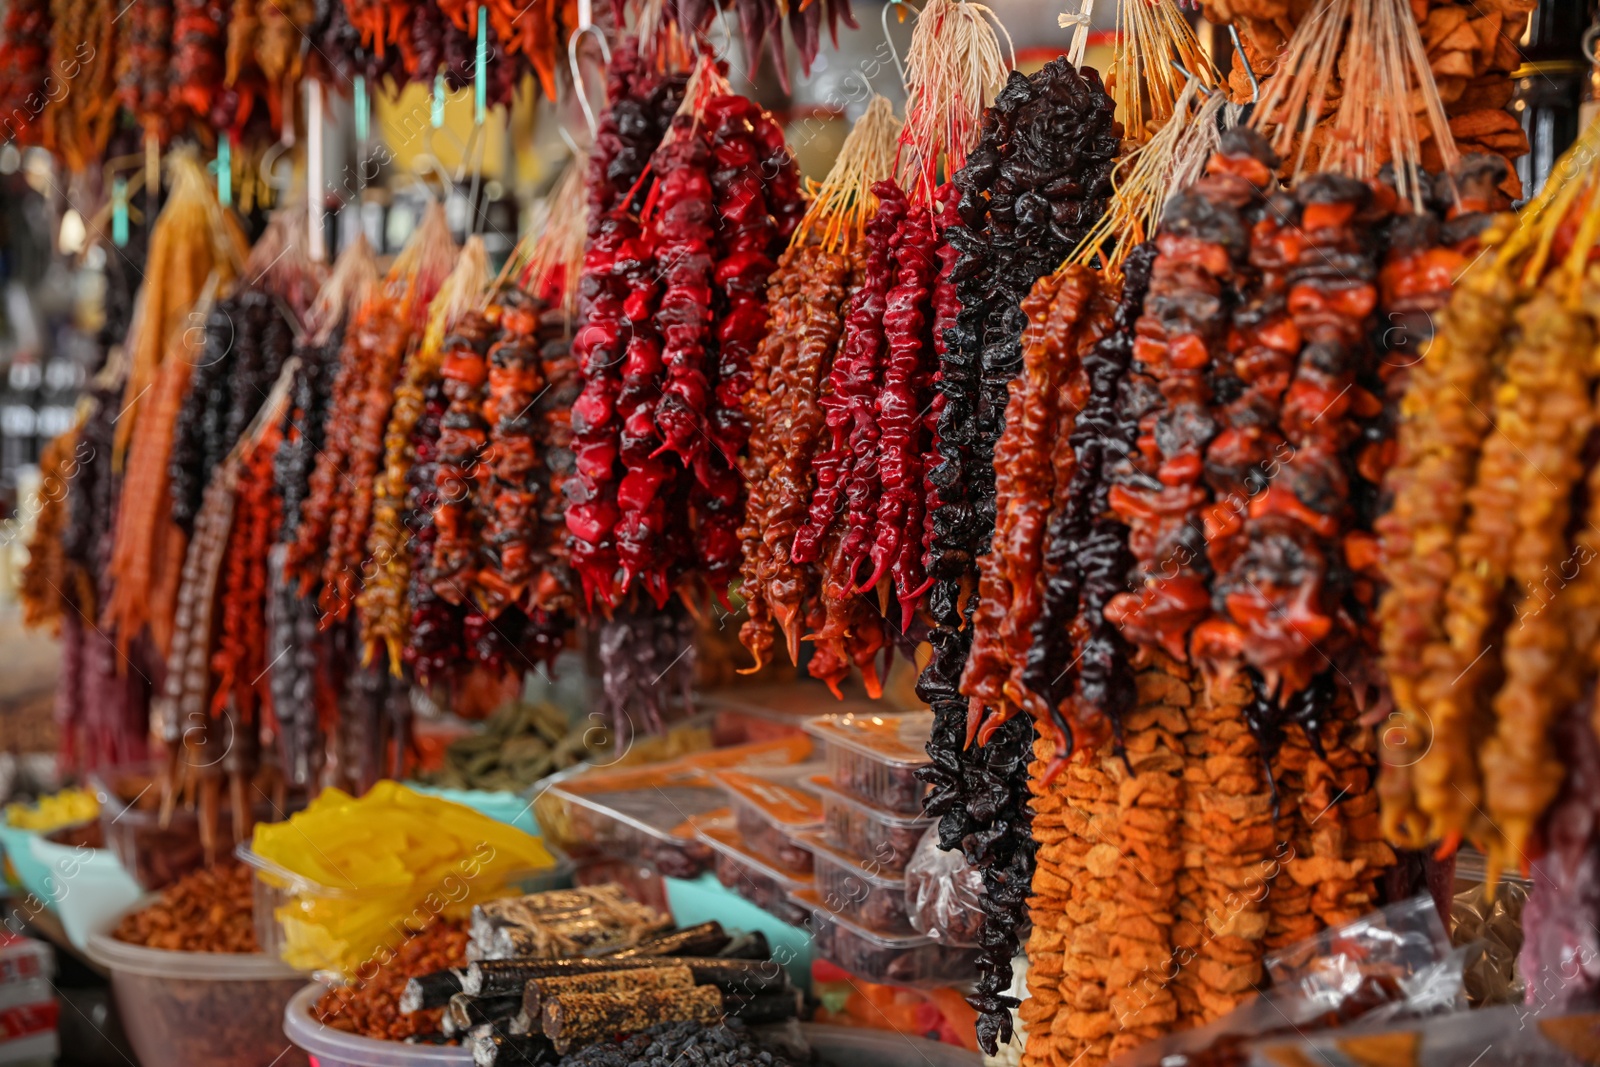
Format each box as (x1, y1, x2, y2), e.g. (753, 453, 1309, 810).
(699, 823, 814, 927)
(84, 905, 310, 1067)
(712, 766, 823, 874)
(793, 890, 979, 989)
(90, 761, 298, 890)
(239, 845, 570, 971)
(802, 831, 913, 936)
(537, 736, 816, 879)
(809, 775, 934, 875)
(543, 781, 722, 879)
(803, 714, 931, 815)
(282, 983, 471, 1067)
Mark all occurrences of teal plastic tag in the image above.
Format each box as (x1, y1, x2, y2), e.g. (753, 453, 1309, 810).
(217, 133, 232, 208)
(432, 73, 446, 129)
(475, 8, 488, 124)
(354, 75, 370, 143)
(112, 176, 128, 247)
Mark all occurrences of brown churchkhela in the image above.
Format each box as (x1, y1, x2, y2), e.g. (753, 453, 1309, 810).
(1001, 129, 1525, 1062)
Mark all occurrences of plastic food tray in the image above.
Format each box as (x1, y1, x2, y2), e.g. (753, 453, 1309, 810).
(808, 774, 934, 875)
(699, 823, 814, 927)
(802, 831, 913, 936)
(803, 714, 932, 815)
(792, 890, 979, 989)
(85, 902, 310, 1067)
(542, 780, 724, 879)
(713, 766, 824, 875)
(283, 982, 472, 1066)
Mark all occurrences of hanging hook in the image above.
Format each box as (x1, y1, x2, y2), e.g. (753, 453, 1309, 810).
(557, 122, 585, 160)
(569, 23, 612, 142)
(259, 138, 293, 192)
(1227, 24, 1259, 103)
(881, 0, 917, 86)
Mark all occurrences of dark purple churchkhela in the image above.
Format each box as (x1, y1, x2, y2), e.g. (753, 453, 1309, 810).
(917, 56, 1120, 1056)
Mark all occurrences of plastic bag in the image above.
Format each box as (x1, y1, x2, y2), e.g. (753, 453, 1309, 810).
(1109, 895, 1465, 1066)
(1451, 847, 1529, 1006)
(904, 825, 985, 947)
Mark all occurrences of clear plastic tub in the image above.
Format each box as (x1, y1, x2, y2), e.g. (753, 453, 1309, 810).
(239, 845, 570, 972)
(793, 890, 979, 989)
(535, 736, 814, 879)
(809, 774, 934, 875)
(283, 983, 472, 1066)
(802, 832, 913, 936)
(803, 714, 932, 815)
(90, 761, 300, 890)
(699, 823, 814, 927)
(542, 780, 722, 879)
(712, 766, 823, 874)
(84, 906, 310, 1067)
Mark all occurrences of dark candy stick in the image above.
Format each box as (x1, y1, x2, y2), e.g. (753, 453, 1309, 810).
(600, 921, 728, 958)
(541, 986, 725, 1054)
(474, 1030, 558, 1067)
(727, 990, 802, 1024)
(522, 965, 694, 1020)
(464, 955, 785, 997)
(716, 931, 770, 960)
(447, 992, 525, 1033)
(401, 968, 465, 1013)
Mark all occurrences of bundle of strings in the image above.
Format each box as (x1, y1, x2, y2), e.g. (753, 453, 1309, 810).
(1071, 79, 1234, 272)
(304, 233, 381, 345)
(794, 94, 903, 252)
(113, 151, 248, 466)
(897, 0, 1010, 204)
(1252, 0, 1459, 207)
(517, 151, 590, 317)
(1108, 0, 1216, 144)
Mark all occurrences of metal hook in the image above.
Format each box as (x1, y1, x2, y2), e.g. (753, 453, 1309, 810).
(1228, 24, 1259, 104)
(568, 24, 612, 141)
(260, 138, 293, 192)
(881, 0, 917, 86)
(557, 122, 584, 159)
(413, 153, 458, 201)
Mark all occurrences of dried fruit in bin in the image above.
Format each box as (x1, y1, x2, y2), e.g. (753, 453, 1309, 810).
(314, 918, 469, 1041)
(112, 862, 258, 953)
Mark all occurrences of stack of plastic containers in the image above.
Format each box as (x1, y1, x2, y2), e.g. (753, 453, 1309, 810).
(795, 714, 978, 986)
(698, 766, 824, 926)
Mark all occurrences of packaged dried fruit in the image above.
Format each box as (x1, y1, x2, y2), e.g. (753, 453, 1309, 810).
(803, 713, 932, 815)
(802, 830, 914, 936)
(698, 824, 814, 927)
(809, 774, 935, 875)
(712, 767, 824, 874)
(792, 889, 979, 988)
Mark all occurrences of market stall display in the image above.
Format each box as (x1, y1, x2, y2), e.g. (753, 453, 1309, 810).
(7, 0, 1594, 1056)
